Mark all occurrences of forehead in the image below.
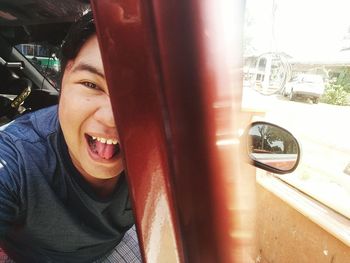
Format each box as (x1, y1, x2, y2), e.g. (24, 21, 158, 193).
(71, 35, 104, 74)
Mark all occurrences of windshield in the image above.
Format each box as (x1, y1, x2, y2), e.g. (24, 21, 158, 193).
(244, 0, 350, 220)
(15, 43, 61, 89)
(302, 75, 323, 83)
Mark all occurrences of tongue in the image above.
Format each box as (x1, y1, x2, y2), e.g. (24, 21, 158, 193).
(95, 141, 116, 159)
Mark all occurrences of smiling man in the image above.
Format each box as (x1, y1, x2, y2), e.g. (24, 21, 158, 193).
(0, 11, 140, 263)
(59, 34, 124, 197)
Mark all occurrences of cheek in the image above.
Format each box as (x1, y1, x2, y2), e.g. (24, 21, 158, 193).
(60, 88, 86, 114)
(59, 91, 84, 131)
(59, 94, 85, 156)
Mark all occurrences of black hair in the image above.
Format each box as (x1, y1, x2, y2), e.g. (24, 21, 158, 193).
(59, 10, 95, 83)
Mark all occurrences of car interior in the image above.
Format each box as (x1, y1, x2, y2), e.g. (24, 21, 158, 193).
(0, 0, 88, 125)
(1, 1, 349, 262)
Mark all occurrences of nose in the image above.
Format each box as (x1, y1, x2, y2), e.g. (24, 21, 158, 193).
(94, 97, 116, 128)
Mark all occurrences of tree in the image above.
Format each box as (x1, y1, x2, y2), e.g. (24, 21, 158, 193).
(251, 124, 297, 154)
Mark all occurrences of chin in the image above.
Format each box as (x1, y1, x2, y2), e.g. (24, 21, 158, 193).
(89, 167, 123, 180)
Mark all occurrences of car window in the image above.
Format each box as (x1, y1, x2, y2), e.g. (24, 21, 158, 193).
(15, 43, 61, 88)
(301, 74, 323, 83)
(243, 0, 350, 219)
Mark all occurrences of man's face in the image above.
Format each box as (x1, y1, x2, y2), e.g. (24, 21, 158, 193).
(59, 35, 123, 181)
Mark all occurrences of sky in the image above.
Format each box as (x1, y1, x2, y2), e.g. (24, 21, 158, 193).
(244, 0, 350, 60)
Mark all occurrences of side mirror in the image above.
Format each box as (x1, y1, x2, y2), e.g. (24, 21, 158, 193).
(244, 122, 300, 174)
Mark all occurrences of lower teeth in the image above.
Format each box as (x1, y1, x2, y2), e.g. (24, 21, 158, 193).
(88, 135, 120, 158)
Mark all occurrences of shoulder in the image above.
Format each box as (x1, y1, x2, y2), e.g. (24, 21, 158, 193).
(0, 106, 60, 176)
(0, 105, 59, 144)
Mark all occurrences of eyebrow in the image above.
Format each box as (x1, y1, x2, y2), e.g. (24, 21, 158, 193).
(71, 63, 105, 79)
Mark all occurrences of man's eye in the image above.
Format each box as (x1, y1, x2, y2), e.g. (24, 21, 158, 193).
(81, 81, 98, 90)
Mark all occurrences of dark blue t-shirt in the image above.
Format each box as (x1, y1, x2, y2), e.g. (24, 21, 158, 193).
(0, 106, 134, 263)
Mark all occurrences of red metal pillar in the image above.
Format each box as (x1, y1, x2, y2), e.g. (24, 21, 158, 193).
(92, 0, 246, 262)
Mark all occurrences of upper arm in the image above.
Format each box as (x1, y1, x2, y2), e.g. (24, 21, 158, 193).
(0, 135, 22, 238)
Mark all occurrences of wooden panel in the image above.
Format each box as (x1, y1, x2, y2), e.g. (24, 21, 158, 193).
(256, 183, 350, 263)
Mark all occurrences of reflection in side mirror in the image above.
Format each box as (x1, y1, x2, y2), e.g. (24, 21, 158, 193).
(246, 122, 300, 174)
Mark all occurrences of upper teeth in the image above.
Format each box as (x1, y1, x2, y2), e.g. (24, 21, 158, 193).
(92, 136, 118, 145)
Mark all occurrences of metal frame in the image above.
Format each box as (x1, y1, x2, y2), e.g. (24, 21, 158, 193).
(92, 0, 245, 261)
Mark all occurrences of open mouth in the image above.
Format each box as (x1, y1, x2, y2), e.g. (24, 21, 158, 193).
(86, 134, 121, 160)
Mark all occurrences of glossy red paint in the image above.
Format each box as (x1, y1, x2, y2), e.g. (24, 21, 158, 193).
(91, 0, 183, 261)
(92, 0, 247, 262)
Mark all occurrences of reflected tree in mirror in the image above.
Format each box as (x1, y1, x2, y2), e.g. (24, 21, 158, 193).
(248, 122, 299, 172)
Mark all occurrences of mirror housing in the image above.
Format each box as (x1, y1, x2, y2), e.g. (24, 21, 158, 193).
(243, 121, 300, 174)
